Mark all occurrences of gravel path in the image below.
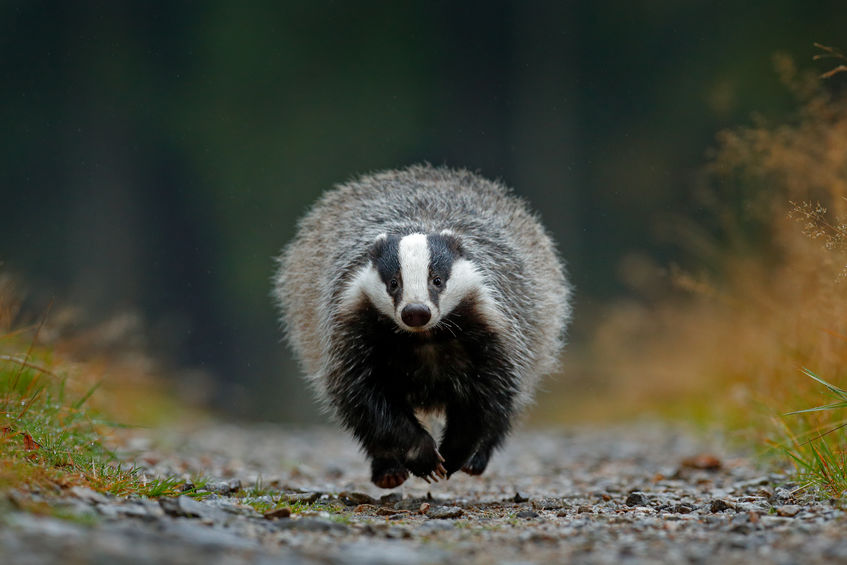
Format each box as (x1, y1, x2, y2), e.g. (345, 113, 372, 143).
(2, 423, 846, 564)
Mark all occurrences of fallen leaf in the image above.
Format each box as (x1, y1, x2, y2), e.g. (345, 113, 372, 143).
(22, 432, 41, 451)
(680, 454, 721, 470)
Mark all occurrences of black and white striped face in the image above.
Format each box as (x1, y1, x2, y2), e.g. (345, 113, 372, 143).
(342, 231, 485, 332)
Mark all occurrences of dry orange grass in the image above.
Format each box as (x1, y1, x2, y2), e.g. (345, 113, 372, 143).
(540, 54, 847, 442)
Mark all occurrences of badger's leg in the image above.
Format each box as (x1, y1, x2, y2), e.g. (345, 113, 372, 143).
(461, 437, 500, 475)
(332, 383, 446, 487)
(370, 456, 409, 489)
(439, 400, 512, 477)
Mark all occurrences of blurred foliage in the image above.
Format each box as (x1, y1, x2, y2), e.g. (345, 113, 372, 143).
(540, 52, 847, 465)
(2, 1, 847, 419)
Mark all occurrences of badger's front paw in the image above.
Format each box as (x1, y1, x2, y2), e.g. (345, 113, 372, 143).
(371, 457, 409, 489)
(404, 434, 447, 483)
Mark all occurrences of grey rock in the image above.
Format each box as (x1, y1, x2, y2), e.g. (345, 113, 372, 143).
(275, 517, 349, 533)
(204, 478, 242, 495)
(394, 497, 429, 511)
(626, 492, 649, 507)
(427, 506, 464, 519)
(284, 491, 321, 504)
(531, 497, 567, 510)
(379, 492, 403, 504)
(776, 505, 802, 517)
(516, 510, 539, 519)
(710, 498, 734, 513)
(68, 486, 109, 505)
(417, 519, 455, 533)
(339, 491, 376, 506)
(158, 495, 230, 522)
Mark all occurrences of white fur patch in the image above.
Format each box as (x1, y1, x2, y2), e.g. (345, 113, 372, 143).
(339, 264, 394, 319)
(398, 234, 430, 303)
(396, 233, 440, 331)
(439, 258, 507, 330)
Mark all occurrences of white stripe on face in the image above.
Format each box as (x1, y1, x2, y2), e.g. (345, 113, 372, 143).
(398, 233, 431, 304)
(339, 264, 395, 319)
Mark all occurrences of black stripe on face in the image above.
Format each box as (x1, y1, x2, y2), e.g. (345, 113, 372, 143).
(426, 233, 461, 305)
(369, 235, 402, 305)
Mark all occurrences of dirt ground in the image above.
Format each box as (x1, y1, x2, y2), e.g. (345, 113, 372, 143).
(2, 422, 846, 564)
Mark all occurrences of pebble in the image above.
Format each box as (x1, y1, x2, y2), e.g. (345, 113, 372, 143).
(339, 491, 376, 506)
(776, 505, 802, 517)
(427, 506, 464, 519)
(626, 492, 649, 507)
(710, 498, 734, 513)
(276, 517, 349, 533)
(531, 497, 566, 510)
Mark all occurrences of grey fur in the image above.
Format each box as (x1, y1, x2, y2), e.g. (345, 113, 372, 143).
(273, 164, 571, 413)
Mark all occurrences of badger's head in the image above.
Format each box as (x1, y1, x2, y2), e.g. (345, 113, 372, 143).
(341, 230, 493, 333)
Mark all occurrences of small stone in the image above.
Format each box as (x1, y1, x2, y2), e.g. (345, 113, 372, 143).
(339, 491, 376, 506)
(601, 494, 612, 502)
(774, 487, 795, 503)
(710, 499, 734, 513)
(671, 504, 694, 514)
(159, 496, 202, 518)
(419, 502, 431, 515)
(625, 492, 649, 507)
(577, 505, 593, 514)
(419, 519, 454, 532)
(427, 506, 463, 519)
(159, 495, 229, 522)
(776, 505, 802, 517)
(516, 510, 539, 519)
(379, 492, 403, 504)
(263, 507, 292, 520)
(394, 498, 428, 511)
(513, 492, 529, 503)
(68, 486, 109, 505)
(532, 497, 566, 510)
(284, 492, 321, 504)
(377, 507, 408, 516)
(206, 481, 236, 495)
(276, 517, 349, 533)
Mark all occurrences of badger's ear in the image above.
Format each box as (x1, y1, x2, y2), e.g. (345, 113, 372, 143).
(369, 233, 388, 261)
(440, 229, 464, 256)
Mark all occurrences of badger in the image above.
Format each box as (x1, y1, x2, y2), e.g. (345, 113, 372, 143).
(274, 164, 571, 489)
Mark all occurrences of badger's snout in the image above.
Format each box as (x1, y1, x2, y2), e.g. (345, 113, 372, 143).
(401, 303, 431, 327)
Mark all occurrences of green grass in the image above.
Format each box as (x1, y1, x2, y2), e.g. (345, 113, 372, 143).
(0, 318, 196, 508)
(780, 368, 847, 498)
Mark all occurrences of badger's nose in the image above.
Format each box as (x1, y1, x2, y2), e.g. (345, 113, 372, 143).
(401, 303, 431, 327)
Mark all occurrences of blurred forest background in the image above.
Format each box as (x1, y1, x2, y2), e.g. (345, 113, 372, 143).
(2, 1, 846, 423)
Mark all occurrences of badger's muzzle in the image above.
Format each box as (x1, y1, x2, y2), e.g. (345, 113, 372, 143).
(401, 303, 431, 327)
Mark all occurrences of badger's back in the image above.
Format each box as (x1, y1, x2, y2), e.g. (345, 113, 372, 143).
(274, 164, 570, 409)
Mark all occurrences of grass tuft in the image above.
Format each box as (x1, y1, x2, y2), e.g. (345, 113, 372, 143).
(0, 278, 200, 506)
(780, 369, 847, 497)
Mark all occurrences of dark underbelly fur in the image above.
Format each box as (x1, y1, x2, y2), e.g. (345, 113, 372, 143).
(332, 299, 519, 488)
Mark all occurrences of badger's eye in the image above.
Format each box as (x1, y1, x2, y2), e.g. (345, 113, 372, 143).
(432, 276, 442, 287)
(389, 279, 399, 290)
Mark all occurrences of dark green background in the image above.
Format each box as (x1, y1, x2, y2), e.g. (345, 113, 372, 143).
(2, 1, 844, 419)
